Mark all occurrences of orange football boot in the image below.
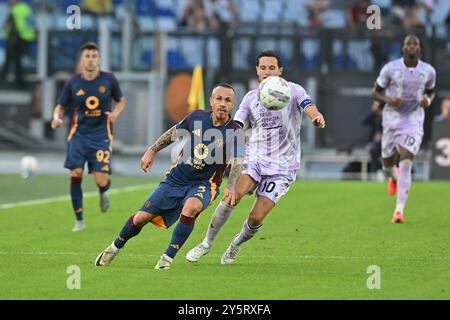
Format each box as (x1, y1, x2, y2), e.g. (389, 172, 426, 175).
(392, 211, 405, 224)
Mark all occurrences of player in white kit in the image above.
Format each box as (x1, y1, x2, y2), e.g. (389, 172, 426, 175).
(372, 34, 436, 223)
(186, 50, 326, 264)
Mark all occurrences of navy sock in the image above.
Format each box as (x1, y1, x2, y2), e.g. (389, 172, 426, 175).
(98, 180, 111, 194)
(114, 215, 142, 249)
(165, 215, 195, 259)
(70, 176, 83, 221)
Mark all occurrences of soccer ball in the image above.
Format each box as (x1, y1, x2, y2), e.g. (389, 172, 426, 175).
(258, 76, 291, 110)
(20, 156, 38, 179)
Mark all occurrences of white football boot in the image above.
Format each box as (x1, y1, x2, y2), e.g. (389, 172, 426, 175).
(72, 221, 86, 232)
(154, 254, 173, 270)
(95, 243, 120, 266)
(221, 242, 241, 265)
(186, 242, 211, 262)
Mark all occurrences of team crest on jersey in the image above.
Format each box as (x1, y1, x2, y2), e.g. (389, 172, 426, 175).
(419, 72, 426, 79)
(76, 89, 85, 96)
(99, 85, 106, 93)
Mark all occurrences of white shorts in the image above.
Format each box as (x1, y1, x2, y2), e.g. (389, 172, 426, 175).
(381, 127, 423, 158)
(242, 162, 296, 204)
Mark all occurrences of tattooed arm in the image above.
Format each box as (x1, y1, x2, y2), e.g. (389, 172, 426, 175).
(140, 126, 177, 173)
(224, 157, 244, 206)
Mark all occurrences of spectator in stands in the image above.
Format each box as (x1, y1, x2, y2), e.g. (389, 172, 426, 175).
(305, 0, 330, 35)
(434, 99, 450, 122)
(417, 0, 434, 23)
(204, 0, 237, 26)
(346, 0, 369, 35)
(392, 0, 425, 32)
(179, 0, 219, 32)
(1, 0, 36, 88)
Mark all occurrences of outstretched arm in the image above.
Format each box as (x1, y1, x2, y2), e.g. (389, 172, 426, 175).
(140, 125, 177, 173)
(304, 104, 326, 128)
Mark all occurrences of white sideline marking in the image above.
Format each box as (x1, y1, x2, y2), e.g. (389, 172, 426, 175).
(0, 184, 156, 210)
(0, 251, 448, 261)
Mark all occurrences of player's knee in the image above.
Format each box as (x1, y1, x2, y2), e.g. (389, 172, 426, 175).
(95, 176, 109, 187)
(183, 201, 203, 218)
(70, 169, 83, 178)
(133, 212, 152, 227)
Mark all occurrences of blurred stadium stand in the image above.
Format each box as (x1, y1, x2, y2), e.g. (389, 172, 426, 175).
(0, 0, 449, 180)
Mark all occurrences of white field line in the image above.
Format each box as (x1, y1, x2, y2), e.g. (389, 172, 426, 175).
(0, 184, 156, 210)
(0, 251, 448, 261)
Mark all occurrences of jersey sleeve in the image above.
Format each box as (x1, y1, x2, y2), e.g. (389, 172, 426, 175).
(233, 92, 252, 126)
(376, 63, 391, 88)
(292, 83, 314, 111)
(110, 73, 123, 102)
(426, 66, 436, 90)
(57, 78, 73, 108)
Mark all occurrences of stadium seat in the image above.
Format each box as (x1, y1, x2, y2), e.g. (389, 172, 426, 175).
(371, 0, 391, 7)
(173, 0, 189, 19)
(282, 0, 308, 26)
(168, 49, 188, 69)
(300, 39, 319, 70)
(261, 0, 282, 23)
(155, 4, 177, 31)
(138, 17, 156, 31)
(60, 0, 81, 12)
(0, 3, 8, 28)
(232, 39, 252, 70)
(179, 38, 203, 67)
(431, 1, 450, 23)
(348, 40, 373, 71)
(321, 9, 346, 29)
(237, 0, 262, 22)
(389, 42, 402, 60)
(136, 0, 157, 16)
(206, 39, 220, 69)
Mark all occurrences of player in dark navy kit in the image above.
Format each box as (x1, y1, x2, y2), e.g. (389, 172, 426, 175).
(95, 83, 244, 269)
(51, 42, 126, 232)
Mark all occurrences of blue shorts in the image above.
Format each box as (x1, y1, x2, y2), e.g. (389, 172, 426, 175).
(139, 180, 220, 229)
(64, 133, 112, 174)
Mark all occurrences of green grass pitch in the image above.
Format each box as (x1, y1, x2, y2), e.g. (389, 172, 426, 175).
(0, 174, 449, 299)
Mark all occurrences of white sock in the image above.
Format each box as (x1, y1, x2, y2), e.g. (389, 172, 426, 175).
(111, 241, 120, 252)
(395, 204, 405, 214)
(204, 201, 234, 246)
(232, 220, 262, 246)
(395, 159, 413, 215)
